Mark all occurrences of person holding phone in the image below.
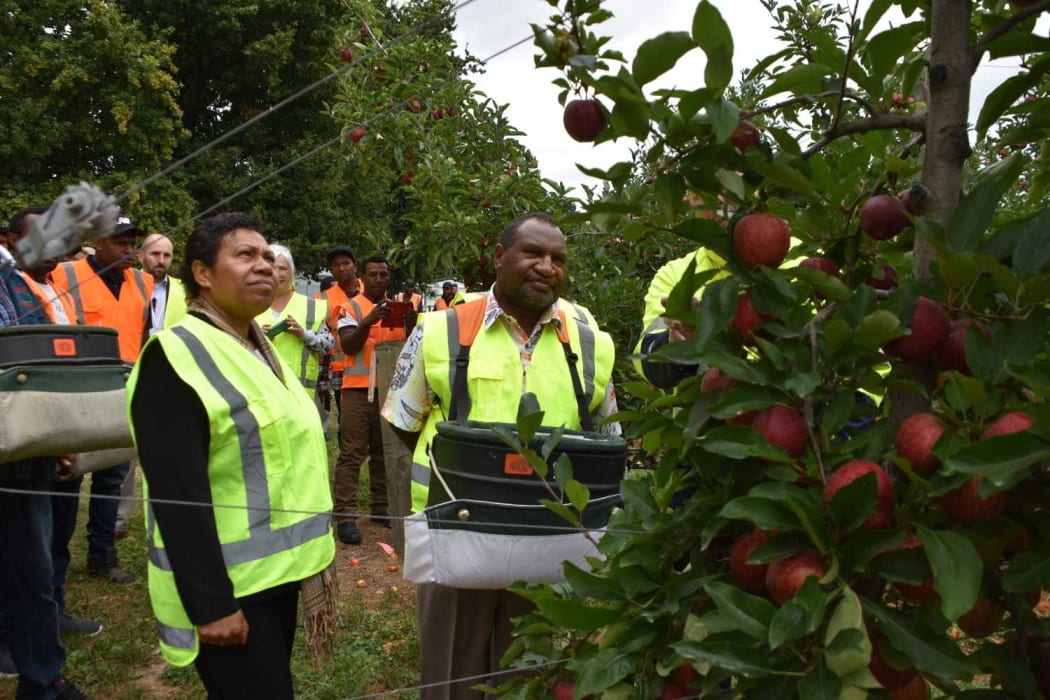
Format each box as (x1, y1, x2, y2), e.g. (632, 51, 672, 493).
(256, 244, 333, 393)
(332, 255, 417, 545)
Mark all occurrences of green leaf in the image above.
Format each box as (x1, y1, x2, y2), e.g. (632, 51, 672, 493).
(716, 168, 746, 201)
(540, 499, 580, 527)
(1010, 208, 1050, 277)
(798, 664, 843, 699)
(976, 59, 1050, 134)
(565, 479, 590, 513)
(915, 525, 982, 622)
(947, 154, 1025, 252)
(535, 598, 620, 632)
(691, 1, 734, 91)
(793, 266, 851, 302)
(1002, 551, 1050, 593)
(748, 159, 819, 199)
(861, 599, 979, 678)
(854, 310, 901, 350)
(632, 31, 695, 85)
(864, 23, 923, 79)
(828, 472, 879, 534)
(700, 426, 795, 462)
(703, 580, 776, 641)
(575, 649, 636, 696)
(620, 479, 658, 516)
(749, 482, 830, 553)
(654, 172, 687, 223)
(825, 589, 872, 677)
(768, 601, 808, 649)
(609, 96, 651, 140)
(944, 433, 1050, 489)
(562, 562, 624, 601)
(720, 497, 802, 532)
(707, 97, 740, 144)
(673, 639, 771, 678)
(761, 63, 834, 99)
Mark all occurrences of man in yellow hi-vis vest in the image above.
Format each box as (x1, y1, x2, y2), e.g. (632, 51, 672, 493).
(382, 212, 619, 700)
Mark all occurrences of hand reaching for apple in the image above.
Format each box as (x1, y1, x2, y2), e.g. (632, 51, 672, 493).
(661, 295, 700, 342)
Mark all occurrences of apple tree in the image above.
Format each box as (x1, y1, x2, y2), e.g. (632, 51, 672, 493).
(328, 0, 582, 286)
(498, 1, 1050, 698)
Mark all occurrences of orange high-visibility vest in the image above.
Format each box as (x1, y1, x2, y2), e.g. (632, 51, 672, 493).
(55, 259, 152, 362)
(317, 284, 357, 374)
(338, 295, 405, 390)
(20, 272, 78, 325)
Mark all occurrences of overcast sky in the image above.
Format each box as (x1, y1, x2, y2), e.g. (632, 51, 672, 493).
(451, 1, 1034, 193)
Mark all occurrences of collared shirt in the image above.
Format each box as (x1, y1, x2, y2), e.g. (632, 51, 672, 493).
(148, 275, 169, 335)
(381, 289, 620, 435)
(85, 254, 125, 300)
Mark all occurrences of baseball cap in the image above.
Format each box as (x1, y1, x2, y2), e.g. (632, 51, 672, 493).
(326, 245, 357, 265)
(112, 216, 142, 237)
(442, 281, 455, 289)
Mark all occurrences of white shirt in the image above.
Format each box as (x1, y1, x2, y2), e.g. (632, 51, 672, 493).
(149, 276, 169, 335)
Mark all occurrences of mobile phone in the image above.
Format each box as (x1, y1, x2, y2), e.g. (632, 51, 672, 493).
(381, 301, 413, 328)
(266, 319, 290, 338)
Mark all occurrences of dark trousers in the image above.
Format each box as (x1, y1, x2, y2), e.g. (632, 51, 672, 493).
(50, 479, 81, 614)
(334, 388, 387, 519)
(194, 584, 299, 700)
(85, 462, 129, 561)
(0, 478, 65, 699)
(417, 583, 534, 700)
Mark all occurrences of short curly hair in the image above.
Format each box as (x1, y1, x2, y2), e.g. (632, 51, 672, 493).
(181, 212, 264, 297)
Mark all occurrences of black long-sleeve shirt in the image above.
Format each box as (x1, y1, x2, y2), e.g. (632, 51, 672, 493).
(131, 338, 237, 625)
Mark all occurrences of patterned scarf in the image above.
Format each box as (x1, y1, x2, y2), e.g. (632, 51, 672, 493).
(186, 294, 338, 658)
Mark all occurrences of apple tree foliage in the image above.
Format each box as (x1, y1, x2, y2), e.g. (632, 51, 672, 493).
(328, 0, 579, 285)
(496, 1, 1050, 698)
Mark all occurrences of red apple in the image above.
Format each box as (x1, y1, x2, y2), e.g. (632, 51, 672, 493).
(752, 405, 808, 457)
(895, 413, 946, 472)
(729, 529, 770, 594)
(660, 685, 687, 700)
(359, 26, 372, 39)
(799, 257, 839, 277)
(733, 213, 790, 269)
(347, 127, 366, 143)
(700, 367, 738, 395)
(869, 634, 919, 691)
(563, 99, 607, 142)
(891, 675, 929, 700)
(446, 106, 459, 117)
(727, 411, 757, 427)
(935, 318, 990, 375)
(982, 411, 1034, 439)
(865, 263, 898, 291)
(401, 172, 414, 186)
(885, 297, 950, 362)
(407, 99, 422, 113)
(669, 664, 696, 688)
(895, 536, 937, 602)
(860, 194, 910, 241)
(939, 475, 1007, 523)
(899, 185, 927, 215)
(730, 120, 761, 152)
(431, 107, 444, 120)
(731, 293, 765, 343)
(957, 596, 1005, 637)
(823, 460, 895, 529)
(766, 550, 826, 605)
(340, 47, 353, 63)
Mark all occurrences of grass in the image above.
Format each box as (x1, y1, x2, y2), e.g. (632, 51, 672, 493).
(0, 447, 421, 700)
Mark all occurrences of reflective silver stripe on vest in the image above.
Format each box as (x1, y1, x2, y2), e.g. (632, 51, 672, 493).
(298, 297, 318, 383)
(342, 298, 370, 375)
(411, 460, 431, 488)
(147, 326, 330, 572)
(156, 621, 195, 650)
(570, 304, 597, 403)
(131, 269, 149, 323)
(59, 262, 85, 325)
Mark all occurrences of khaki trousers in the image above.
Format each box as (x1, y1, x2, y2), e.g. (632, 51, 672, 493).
(334, 388, 387, 519)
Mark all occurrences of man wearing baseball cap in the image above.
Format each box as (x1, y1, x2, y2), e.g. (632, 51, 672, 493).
(52, 216, 153, 585)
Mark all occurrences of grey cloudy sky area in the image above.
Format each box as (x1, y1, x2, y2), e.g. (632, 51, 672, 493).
(450, 1, 1036, 193)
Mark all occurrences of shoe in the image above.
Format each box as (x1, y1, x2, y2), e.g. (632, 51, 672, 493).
(370, 512, 392, 528)
(59, 613, 103, 637)
(336, 520, 362, 545)
(86, 547, 135, 584)
(0, 645, 17, 679)
(54, 675, 93, 699)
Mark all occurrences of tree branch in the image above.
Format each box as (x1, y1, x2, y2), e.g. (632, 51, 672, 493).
(972, 1, 1050, 72)
(802, 113, 926, 159)
(830, 0, 864, 133)
(744, 90, 879, 120)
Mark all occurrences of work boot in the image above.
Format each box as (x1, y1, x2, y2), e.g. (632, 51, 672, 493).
(337, 520, 362, 545)
(54, 676, 93, 700)
(59, 612, 103, 637)
(87, 547, 135, 584)
(0, 645, 17, 679)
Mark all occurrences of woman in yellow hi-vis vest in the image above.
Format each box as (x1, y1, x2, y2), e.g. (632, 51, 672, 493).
(255, 244, 333, 393)
(127, 213, 335, 698)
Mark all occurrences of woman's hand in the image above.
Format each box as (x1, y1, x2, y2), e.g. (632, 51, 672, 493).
(198, 610, 249, 646)
(283, 315, 306, 339)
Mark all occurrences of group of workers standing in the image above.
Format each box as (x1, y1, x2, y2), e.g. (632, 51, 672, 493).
(0, 206, 629, 700)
